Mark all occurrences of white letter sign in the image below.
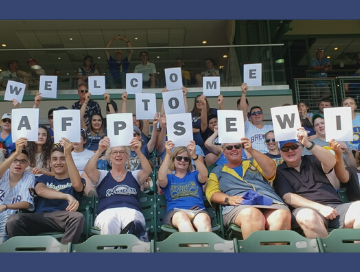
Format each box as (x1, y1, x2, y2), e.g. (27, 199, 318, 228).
(135, 93, 157, 120)
(39, 75, 58, 98)
(107, 113, 133, 147)
(165, 68, 183, 91)
(54, 110, 81, 143)
(324, 107, 353, 142)
(271, 105, 301, 141)
(166, 113, 193, 147)
(88, 76, 105, 95)
(162, 90, 185, 115)
(4, 81, 26, 104)
(217, 110, 245, 144)
(11, 108, 39, 142)
(243, 63, 262, 87)
(203, 76, 220, 97)
(126, 73, 142, 94)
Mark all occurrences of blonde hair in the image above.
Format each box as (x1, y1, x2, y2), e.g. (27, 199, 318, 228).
(342, 97, 357, 106)
(169, 147, 193, 172)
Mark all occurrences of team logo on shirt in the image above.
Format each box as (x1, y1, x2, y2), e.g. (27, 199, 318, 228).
(247, 164, 258, 172)
(29, 187, 35, 197)
(106, 185, 136, 197)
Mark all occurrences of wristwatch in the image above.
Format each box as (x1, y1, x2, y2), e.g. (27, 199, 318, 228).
(224, 197, 229, 205)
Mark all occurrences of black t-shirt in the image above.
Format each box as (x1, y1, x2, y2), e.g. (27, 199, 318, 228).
(200, 127, 213, 143)
(273, 155, 342, 206)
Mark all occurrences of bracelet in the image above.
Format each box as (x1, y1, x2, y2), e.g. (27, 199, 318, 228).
(192, 154, 199, 161)
(306, 141, 315, 151)
(4, 204, 8, 210)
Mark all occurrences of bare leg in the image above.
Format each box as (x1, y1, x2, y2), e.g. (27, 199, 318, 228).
(263, 209, 291, 230)
(172, 211, 195, 232)
(193, 213, 212, 232)
(234, 207, 265, 239)
(295, 208, 328, 238)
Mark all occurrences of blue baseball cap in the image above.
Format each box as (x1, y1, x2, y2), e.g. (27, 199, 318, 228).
(279, 139, 299, 149)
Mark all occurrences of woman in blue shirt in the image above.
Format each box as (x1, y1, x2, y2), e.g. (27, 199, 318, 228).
(158, 140, 211, 232)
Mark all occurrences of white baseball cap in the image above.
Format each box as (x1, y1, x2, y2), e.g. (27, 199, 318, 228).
(1, 113, 11, 120)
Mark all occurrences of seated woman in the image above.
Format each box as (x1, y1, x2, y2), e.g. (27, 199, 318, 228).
(264, 130, 283, 166)
(298, 101, 316, 140)
(157, 140, 211, 232)
(25, 125, 53, 176)
(71, 128, 96, 196)
(84, 136, 151, 235)
(77, 55, 99, 86)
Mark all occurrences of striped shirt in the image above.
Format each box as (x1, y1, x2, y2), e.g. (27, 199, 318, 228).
(245, 118, 273, 154)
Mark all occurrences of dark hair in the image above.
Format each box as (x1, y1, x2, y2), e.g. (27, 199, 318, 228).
(10, 148, 29, 157)
(83, 55, 93, 67)
(80, 128, 87, 140)
(51, 146, 64, 155)
(140, 51, 149, 58)
(26, 125, 53, 169)
(78, 83, 88, 90)
(236, 98, 249, 106)
(88, 113, 105, 137)
(106, 100, 118, 112)
(7, 60, 17, 68)
(298, 101, 310, 113)
(249, 106, 263, 113)
(53, 69, 61, 75)
(319, 98, 331, 105)
(205, 58, 216, 66)
(264, 130, 274, 139)
(191, 95, 210, 116)
(207, 114, 218, 124)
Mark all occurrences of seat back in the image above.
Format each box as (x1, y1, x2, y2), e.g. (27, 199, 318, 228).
(317, 229, 360, 252)
(154, 232, 235, 253)
(139, 192, 156, 239)
(0, 236, 71, 252)
(72, 234, 153, 253)
(236, 230, 319, 253)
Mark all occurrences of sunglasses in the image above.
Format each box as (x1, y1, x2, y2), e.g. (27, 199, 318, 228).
(225, 144, 242, 151)
(251, 111, 263, 116)
(280, 145, 300, 152)
(2, 118, 11, 123)
(265, 138, 276, 143)
(48, 115, 53, 119)
(80, 89, 89, 93)
(196, 100, 202, 103)
(12, 159, 28, 164)
(175, 156, 191, 163)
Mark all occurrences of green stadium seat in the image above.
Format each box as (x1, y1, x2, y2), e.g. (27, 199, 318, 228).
(72, 234, 154, 253)
(0, 236, 71, 252)
(235, 230, 320, 253)
(154, 232, 235, 252)
(316, 229, 360, 252)
(338, 188, 350, 203)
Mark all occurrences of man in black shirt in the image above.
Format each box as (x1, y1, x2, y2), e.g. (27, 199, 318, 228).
(273, 128, 360, 238)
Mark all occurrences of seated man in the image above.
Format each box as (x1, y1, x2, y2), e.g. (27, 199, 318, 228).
(195, 58, 220, 87)
(6, 139, 85, 244)
(318, 98, 332, 115)
(134, 51, 156, 88)
(274, 128, 360, 239)
(0, 60, 25, 90)
(0, 138, 35, 244)
(205, 138, 291, 239)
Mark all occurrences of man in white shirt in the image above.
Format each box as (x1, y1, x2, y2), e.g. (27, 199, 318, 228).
(0, 60, 25, 90)
(134, 51, 156, 88)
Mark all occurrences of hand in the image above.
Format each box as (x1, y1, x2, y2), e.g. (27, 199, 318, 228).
(153, 113, 160, 126)
(0, 148, 7, 155)
(187, 140, 196, 157)
(66, 194, 79, 212)
(241, 83, 248, 94)
(160, 115, 167, 129)
(32, 167, 45, 175)
(182, 86, 188, 97)
(122, 91, 128, 102)
(296, 127, 309, 147)
(318, 205, 338, 220)
(15, 137, 28, 154)
(34, 93, 42, 107)
(228, 195, 243, 206)
(240, 137, 253, 153)
(0, 204, 6, 212)
(214, 126, 218, 132)
(198, 94, 207, 106)
(217, 94, 224, 106)
(130, 137, 141, 153)
(338, 141, 349, 152)
(84, 92, 91, 103)
(12, 99, 19, 108)
(162, 87, 168, 93)
(59, 137, 73, 156)
(329, 139, 342, 156)
(104, 93, 111, 103)
(165, 140, 175, 156)
(98, 136, 110, 153)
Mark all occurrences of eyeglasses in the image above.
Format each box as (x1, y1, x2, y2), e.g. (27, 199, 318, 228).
(225, 144, 242, 151)
(48, 115, 53, 119)
(111, 150, 127, 156)
(251, 111, 263, 116)
(265, 138, 276, 143)
(2, 118, 11, 123)
(175, 156, 191, 163)
(80, 89, 88, 93)
(280, 145, 300, 152)
(12, 159, 28, 164)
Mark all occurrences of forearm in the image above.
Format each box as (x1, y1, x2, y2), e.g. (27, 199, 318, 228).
(204, 131, 221, 155)
(66, 154, 83, 191)
(156, 128, 166, 154)
(84, 150, 102, 182)
(200, 106, 207, 132)
(283, 193, 324, 210)
(3, 201, 30, 210)
(80, 103, 87, 129)
(210, 191, 229, 205)
(239, 92, 248, 120)
(121, 101, 127, 113)
(36, 187, 69, 200)
(107, 104, 115, 114)
(194, 159, 208, 183)
(158, 154, 171, 182)
(248, 149, 275, 179)
(192, 128, 200, 133)
(307, 144, 336, 172)
(147, 128, 157, 153)
(137, 151, 152, 175)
